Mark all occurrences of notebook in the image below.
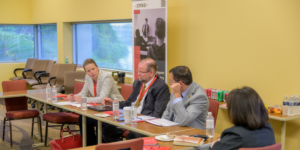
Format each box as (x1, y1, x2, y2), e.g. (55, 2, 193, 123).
(173, 136, 204, 147)
(87, 105, 112, 112)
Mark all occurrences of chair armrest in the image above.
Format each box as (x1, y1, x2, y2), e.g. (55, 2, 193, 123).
(59, 85, 65, 94)
(33, 71, 46, 82)
(48, 77, 57, 86)
(37, 73, 50, 84)
(14, 68, 25, 77)
(22, 69, 32, 79)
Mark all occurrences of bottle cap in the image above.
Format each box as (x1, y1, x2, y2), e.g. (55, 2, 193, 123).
(208, 112, 212, 115)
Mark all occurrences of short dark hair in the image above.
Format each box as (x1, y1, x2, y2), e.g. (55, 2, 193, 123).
(169, 66, 193, 85)
(83, 59, 98, 71)
(227, 86, 268, 129)
(135, 29, 141, 37)
(140, 58, 157, 73)
(155, 18, 165, 39)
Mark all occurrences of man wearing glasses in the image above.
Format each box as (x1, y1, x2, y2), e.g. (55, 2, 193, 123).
(162, 66, 209, 130)
(102, 58, 170, 142)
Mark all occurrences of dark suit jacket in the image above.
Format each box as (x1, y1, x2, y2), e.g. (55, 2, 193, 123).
(119, 76, 170, 118)
(211, 122, 275, 150)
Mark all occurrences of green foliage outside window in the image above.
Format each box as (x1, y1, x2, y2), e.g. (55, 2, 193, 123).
(0, 25, 35, 61)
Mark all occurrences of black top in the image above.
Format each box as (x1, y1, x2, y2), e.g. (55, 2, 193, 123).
(119, 76, 170, 118)
(211, 122, 275, 150)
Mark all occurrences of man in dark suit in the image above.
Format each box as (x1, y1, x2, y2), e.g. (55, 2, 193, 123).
(102, 58, 170, 142)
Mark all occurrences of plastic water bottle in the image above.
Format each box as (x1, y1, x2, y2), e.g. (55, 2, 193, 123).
(65, 57, 69, 64)
(294, 95, 299, 115)
(288, 95, 294, 116)
(206, 112, 214, 138)
(131, 102, 138, 124)
(53, 57, 58, 63)
(46, 83, 51, 101)
(52, 85, 57, 103)
(282, 95, 288, 115)
(113, 99, 120, 119)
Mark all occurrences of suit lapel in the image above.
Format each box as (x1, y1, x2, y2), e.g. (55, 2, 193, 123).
(182, 83, 196, 106)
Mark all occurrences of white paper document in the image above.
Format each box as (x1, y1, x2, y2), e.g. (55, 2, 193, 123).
(54, 101, 92, 107)
(146, 118, 179, 127)
(137, 116, 157, 120)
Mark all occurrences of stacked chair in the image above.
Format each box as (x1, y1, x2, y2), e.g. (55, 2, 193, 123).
(23, 60, 50, 83)
(26, 60, 56, 86)
(62, 71, 86, 94)
(10, 58, 37, 80)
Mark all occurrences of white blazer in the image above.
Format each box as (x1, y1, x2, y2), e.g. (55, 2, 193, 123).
(77, 69, 124, 103)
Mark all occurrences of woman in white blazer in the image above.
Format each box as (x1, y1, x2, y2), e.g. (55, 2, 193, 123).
(67, 59, 124, 146)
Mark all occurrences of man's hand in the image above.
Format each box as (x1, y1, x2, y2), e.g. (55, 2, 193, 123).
(67, 94, 74, 102)
(74, 95, 81, 103)
(102, 97, 113, 106)
(170, 82, 181, 99)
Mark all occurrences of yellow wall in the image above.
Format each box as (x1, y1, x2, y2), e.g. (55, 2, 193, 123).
(0, 0, 32, 92)
(0, 0, 300, 149)
(167, 1, 300, 150)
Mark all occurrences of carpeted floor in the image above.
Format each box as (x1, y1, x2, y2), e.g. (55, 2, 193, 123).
(0, 98, 79, 150)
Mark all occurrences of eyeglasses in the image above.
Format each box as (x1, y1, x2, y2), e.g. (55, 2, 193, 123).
(136, 70, 151, 74)
(169, 80, 178, 85)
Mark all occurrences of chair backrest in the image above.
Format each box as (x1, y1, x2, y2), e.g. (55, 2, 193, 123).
(238, 143, 282, 150)
(45, 60, 56, 73)
(121, 84, 133, 101)
(56, 64, 77, 85)
(32, 60, 50, 73)
(24, 58, 37, 77)
(208, 99, 219, 128)
(95, 138, 144, 150)
(74, 82, 85, 94)
(2, 80, 28, 112)
(24, 58, 37, 69)
(64, 71, 86, 94)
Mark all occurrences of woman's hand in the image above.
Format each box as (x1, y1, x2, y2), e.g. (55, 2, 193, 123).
(210, 137, 220, 148)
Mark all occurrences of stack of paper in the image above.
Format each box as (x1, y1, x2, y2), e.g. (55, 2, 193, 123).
(137, 116, 156, 120)
(94, 113, 110, 117)
(146, 118, 179, 127)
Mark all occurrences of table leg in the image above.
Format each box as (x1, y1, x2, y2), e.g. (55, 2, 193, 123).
(82, 116, 87, 147)
(36, 101, 41, 141)
(281, 121, 286, 150)
(43, 102, 48, 125)
(98, 121, 102, 144)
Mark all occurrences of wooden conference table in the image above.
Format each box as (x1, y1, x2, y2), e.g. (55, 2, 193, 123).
(0, 90, 204, 149)
(218, 101, 300, 150)
(71, 129, 220, 150)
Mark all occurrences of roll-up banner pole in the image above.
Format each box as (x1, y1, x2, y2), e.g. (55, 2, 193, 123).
(132, 0, 167, 82)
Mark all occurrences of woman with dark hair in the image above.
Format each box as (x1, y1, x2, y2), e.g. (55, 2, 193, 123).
(134, 29, 147, 50)
(211, 86, 275, 150)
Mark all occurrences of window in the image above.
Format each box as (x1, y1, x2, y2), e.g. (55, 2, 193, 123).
(37, 25, 58, 60)
(73, 22, 133, 72)
(0, 25, 35, 62)
(0, 24, 58, 62)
